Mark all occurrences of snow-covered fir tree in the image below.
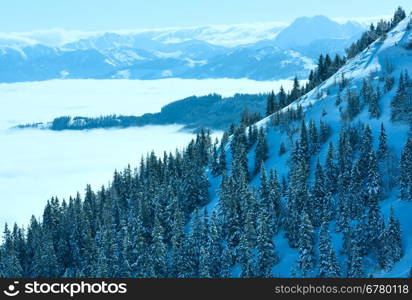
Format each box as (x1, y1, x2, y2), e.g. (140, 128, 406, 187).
(318, 223, 341, 278)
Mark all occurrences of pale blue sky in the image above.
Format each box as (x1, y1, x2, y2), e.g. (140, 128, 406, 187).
(1, 0, 411, 32)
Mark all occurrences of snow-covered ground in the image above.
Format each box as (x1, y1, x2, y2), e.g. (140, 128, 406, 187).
(268, 16, 412, 277)
(205, 15, 412, 277)
(1, 78, 290, 229)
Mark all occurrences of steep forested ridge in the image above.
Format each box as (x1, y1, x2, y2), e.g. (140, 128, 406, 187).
(1, 8, 412, 278)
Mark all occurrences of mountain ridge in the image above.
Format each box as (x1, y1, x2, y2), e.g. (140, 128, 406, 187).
(0, 15, 369, 82)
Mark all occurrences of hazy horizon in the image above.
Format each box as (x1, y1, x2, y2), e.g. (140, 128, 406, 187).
(1, 0, 410, 33)
(0, 13, 395, 48)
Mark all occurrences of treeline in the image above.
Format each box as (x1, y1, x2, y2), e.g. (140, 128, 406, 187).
(265, 6, 408, 118)
(17, 93, 267, 131)
(346, 7, 407, 59)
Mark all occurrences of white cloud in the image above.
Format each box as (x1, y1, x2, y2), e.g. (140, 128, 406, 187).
(0, 125, 198, 227)
(0, 28, 97, 47)
(60, 70, 69, 78)
(0, 78, 295, 228)
(115, 70, 131, 79)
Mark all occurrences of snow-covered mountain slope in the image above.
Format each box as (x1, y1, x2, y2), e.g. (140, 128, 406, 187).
(0, 16, 367, 82)
(208, 15, 412, 277)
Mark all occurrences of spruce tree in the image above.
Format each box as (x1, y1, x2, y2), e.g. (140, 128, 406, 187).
(268, 169, 282, 232)
(278, 86, 287, 108)
(366, 151, 382, 206)
(210, 142, 221, 177)
(361, 78, 373, 105)
(336, 187, 351, 233)
(255, 209, 279, 278)
(310, 159, 328, 226)
(32, 231, 60, 277)
(382, 208, 403, 269)
(391, 72, 408, 121)
(199, 246, 211, 278)
(348, 161, 364, 219)
(170, 198, 186, 277)
(266, 91, 276, 116)
(0, 224, 23, 277)
(324, 142, 338, 194)
(218, 174, 241, 250)
(220, 246, 232, 278)
(232, 135, 250, 181)
(377, 123, 388, 161)
(238, 229, 255, 278)
(309, 120, 320, 154)
(254, 127, 269, 174)
(218, 141, 227, 174)
(393, 7, 406, 26)
(400, 138, 412, 201)
(117, 229, 132, 278)
(297, 211, 315, 277)
(150, 217, 168, 278)
(289, 76, 301, 103)
(359, 125, 373, 179)
(365, 197, 384, 254)
(369, 86, 381, 118)
(93, 234, 109, 278)
(207, 211, 223, 278)
(335, 92, 342, 106)
(318, 223, 341, 278)
(319, 120, 330, 144)
(278, 142, 286, 156)
(346, 89, 361, 120)
(347, 227, 364, 278)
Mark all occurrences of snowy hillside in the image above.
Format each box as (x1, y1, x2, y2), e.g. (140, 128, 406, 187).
(206, 14, 412, 277)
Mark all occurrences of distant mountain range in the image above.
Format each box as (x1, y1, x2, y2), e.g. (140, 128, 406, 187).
(0, 16, 379, 82)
